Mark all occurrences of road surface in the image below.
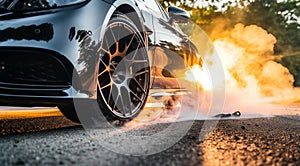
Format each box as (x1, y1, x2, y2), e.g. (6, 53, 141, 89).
(0, 108, 299, 165)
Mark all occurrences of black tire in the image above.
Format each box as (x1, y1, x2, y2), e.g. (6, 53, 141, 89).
(59, 105, 79, 123)
(59, 13, 150, 124)
(97, 13, 150, 122)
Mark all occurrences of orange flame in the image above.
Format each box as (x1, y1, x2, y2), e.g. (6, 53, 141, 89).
(185, 64, 213, 91)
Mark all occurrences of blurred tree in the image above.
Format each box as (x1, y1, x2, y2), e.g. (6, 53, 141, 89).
(224, 0, 300, 54)
(159, 0, 299, 54)
(280, 54, 300, 86)
(158, 0, 300, 86)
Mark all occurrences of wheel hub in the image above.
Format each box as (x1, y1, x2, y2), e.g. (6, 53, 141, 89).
(111, 68, 126, 84)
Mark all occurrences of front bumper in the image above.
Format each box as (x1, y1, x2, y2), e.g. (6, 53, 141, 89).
(0, 47, 89, 107)
(0, 0, 114, 106)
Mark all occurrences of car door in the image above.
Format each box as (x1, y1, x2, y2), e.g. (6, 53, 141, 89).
(142, 0, 192, 89)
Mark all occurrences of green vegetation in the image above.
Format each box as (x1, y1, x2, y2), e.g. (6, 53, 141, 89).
(280, 54, 300, 86)
(159, 0, 300, 86)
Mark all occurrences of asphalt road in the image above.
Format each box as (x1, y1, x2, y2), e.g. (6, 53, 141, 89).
(0, 108, 299, 166)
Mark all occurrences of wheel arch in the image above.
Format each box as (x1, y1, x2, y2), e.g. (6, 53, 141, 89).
(97, 0, 146, 45)
(113, 2, 147, 44)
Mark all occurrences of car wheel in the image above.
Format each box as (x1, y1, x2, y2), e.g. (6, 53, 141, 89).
(59, 14, 150, 124)
(97, 13, 150, 122)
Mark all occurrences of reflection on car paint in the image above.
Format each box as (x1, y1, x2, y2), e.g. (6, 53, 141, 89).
(0, 23, 53, 42)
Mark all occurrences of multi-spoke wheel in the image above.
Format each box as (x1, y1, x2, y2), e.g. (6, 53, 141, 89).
(59, 14, 150, 124)
(97, 14, 150, 121)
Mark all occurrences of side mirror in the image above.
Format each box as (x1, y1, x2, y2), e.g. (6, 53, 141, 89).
(168, 6, 190, 25)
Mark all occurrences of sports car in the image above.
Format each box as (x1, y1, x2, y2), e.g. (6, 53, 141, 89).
(0, 0, 202, 123)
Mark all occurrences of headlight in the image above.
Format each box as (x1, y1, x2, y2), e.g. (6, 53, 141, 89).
(0, 0, 88, 11)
